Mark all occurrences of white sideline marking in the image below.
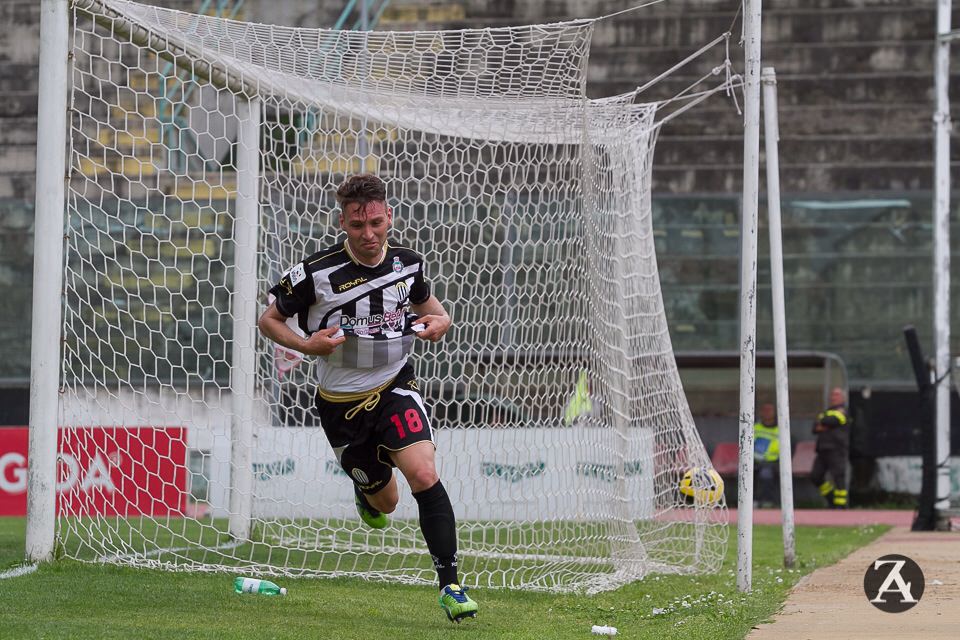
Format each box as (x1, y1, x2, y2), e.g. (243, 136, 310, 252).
(0, 564, 38, 580)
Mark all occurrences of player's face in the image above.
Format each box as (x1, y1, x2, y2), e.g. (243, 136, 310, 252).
(340, 200, 392, 264)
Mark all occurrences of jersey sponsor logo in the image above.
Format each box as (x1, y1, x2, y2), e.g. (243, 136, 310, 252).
(392, 256, 403, 273)
(289, 263, 307, 286)
(340, 308, 405, 335)
(337, 276, 368, 292)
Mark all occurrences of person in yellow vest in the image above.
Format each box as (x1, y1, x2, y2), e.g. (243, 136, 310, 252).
(564, 370, 593, 426)
(811, 387, 851, 509)
(753, 402, 780, 508)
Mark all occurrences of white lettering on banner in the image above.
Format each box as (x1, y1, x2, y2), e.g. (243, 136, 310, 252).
(56, 453, 117, 493)
(0, 452, 117, 494)
(81, 454, 114, 491)
(0, 453, 27, 493)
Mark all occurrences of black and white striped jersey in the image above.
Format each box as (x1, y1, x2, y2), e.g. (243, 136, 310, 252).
(269, 241, 431, 393)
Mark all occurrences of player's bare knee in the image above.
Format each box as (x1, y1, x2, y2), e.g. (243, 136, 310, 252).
(406, 468, 439, 493)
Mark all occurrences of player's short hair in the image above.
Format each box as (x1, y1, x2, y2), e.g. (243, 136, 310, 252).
(335, 174, 386, 210)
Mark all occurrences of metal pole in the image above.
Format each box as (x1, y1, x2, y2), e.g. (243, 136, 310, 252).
(357, 0, 370, 162)
(933, 0, 952, 517)
(762, 67, 796, 569)
(229, 97, 262, 540)
(26, 0, 71, 563)
(737, 0, 762, 594)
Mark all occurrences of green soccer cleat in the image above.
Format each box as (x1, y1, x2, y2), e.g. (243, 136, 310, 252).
(353, 485, 388, 529)
(439, 584, 478, 623)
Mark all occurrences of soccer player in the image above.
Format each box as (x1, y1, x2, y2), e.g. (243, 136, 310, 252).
(257, 174, 478, 623)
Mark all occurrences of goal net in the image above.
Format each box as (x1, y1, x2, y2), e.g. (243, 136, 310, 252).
(54, 0, 728, 592)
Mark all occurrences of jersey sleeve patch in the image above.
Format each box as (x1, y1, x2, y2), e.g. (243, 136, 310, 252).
(289, 263, 307, 286)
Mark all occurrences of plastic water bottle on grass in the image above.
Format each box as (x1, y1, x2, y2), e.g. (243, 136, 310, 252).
(234, 576, 286, 595)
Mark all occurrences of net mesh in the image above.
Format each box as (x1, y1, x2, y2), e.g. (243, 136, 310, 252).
(57, 0, 727, 592)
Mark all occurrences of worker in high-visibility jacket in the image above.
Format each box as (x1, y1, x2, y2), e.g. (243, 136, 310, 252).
(811, 387, 851, 508)
(753, 402, 780, 507)
(563, 370, 593, 426)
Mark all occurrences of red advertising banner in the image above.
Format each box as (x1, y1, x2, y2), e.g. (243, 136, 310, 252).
(0, 427, 187, 517)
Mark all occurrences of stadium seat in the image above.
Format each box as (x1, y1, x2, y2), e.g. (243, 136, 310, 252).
(710, 441, 739, 476)
(792, 440, 817, 477)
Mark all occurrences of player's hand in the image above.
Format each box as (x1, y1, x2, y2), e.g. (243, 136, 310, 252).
(413, 314, 451, 341)
(301, 326, 346, 356)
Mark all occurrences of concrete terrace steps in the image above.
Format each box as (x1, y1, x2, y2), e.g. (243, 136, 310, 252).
(590, 72, 953, 103)
(656, 132, 933, 159)
(651, 103, 935, 136)
(590, 41, 957, 79)
(653, 163, 936, 192)
(377, 3, 959, 42)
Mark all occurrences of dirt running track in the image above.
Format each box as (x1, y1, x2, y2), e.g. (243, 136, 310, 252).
(748, 526, 960, 639)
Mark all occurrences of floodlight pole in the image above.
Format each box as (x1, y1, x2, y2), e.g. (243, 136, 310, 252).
(737, 0, 762, 594)
(26, 0, 71, 563)
(933, 0, 952, 519)
(761, 67, 796, 569)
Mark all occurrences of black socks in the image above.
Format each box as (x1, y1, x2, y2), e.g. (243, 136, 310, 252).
(412, 480, 458, 588)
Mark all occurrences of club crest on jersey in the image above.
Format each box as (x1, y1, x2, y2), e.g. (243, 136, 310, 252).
(392, 256, 403, 273)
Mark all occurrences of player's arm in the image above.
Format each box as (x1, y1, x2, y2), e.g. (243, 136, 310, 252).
(258, 303, 345, 356)
(259, 262, 344, 356)
(408, 262, 450, 342)
(411, 295, 451, 342)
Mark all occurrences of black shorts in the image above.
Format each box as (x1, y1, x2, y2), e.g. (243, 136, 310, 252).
(314, 364, 434, 494)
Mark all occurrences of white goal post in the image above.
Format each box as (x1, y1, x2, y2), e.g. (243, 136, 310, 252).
(27, 0, 732, 592)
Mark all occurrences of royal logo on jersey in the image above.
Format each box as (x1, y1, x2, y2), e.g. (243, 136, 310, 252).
(337, 277, 368, 292)
(392, 256, 403, 273)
